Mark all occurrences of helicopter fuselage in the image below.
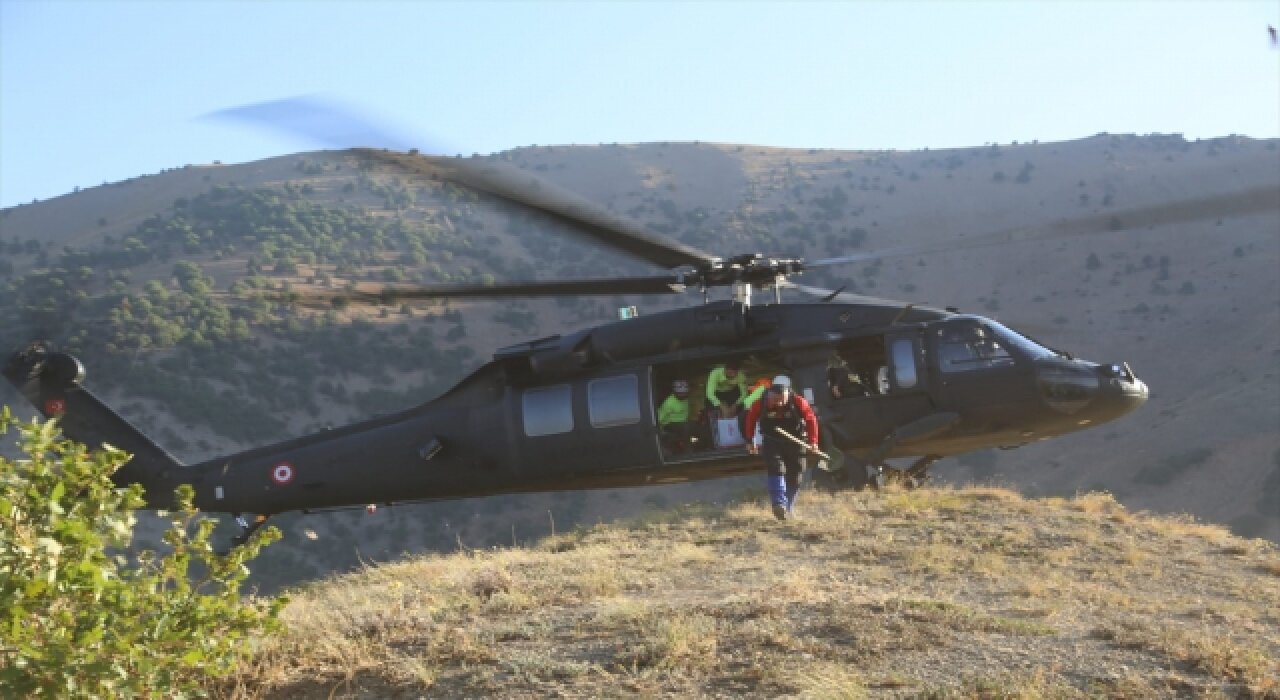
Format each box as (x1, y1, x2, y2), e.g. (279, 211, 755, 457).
(3, 298, 1147, 517)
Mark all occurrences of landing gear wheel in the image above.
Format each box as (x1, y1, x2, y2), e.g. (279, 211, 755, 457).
(874, 466, 925, 490)
(903, 455, 940, 489)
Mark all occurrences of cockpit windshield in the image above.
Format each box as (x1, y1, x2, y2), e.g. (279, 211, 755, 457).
(985, 320, 1060, 360)
(936, 318, 1061, 373)
(935, 321, 1013, 372)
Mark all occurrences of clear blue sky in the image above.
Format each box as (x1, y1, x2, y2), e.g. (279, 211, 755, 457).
(2, 0, 1277, 208)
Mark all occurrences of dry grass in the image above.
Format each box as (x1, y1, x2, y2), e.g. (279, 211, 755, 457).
(1095, 621, 1280, 695)
(214, 486, 1280, 698)
(795, 660, 868, 698)
(919, 668, 1086, 698)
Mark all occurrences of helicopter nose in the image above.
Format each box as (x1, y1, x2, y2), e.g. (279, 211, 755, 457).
(1096, 362, 1149, 419)
(1036, 360, 1148, 424)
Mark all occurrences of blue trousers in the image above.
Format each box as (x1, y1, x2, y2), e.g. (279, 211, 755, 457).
(763, 446, 805, 512)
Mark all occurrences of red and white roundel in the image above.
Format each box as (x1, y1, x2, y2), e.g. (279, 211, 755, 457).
(270, 462, 295, 486)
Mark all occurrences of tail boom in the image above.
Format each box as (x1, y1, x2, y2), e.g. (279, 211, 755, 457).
(3, 342, 184, 506)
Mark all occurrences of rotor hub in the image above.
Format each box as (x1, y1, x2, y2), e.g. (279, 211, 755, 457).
(697, 254, 805, 289)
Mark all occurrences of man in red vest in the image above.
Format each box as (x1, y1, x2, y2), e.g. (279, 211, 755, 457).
(744, 375, 819, 520)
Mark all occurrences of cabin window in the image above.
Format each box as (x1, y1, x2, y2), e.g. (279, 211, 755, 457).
(891, 338, 918, 389)
(937, 324, 1014, 373)
(522, 384, 573, 436)
(588, 375, 641, 428)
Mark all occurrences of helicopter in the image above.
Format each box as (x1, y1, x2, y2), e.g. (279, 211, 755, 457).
(9, 130, 1270, 546)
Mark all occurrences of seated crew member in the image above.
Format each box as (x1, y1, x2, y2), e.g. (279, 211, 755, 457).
(705, 361, 748, 419)
(827, 352, 868, 399)
(658, 379, 696, 452)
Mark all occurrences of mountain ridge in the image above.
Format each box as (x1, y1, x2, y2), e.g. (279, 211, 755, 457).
(2, 132, 1276, 592)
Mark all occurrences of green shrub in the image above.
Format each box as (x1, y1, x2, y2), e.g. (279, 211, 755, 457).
(0, 408, 283, 697)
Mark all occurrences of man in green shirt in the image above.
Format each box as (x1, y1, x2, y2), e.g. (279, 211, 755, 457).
(705, 361, 748, 419)
(659, 379, 696, 452)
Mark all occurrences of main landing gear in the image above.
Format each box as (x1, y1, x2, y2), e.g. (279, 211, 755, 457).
(813, 414, 956, 492)
(814, 455, 947, 493)
(813, 443, 941, 492)
(870, 455, 940, 490)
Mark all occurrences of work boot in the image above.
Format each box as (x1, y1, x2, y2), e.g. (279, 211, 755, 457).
(767, 475, 788, 518)
(785, 484, 800, 519)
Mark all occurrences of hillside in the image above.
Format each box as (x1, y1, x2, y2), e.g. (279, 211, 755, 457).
(216, 487, 1280, 698)
(1, 133, 1277, 590)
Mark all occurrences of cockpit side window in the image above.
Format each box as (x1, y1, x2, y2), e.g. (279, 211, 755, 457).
(937, 324, 1015, 373)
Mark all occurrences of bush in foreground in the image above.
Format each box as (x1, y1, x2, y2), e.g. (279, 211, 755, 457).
(0, 407, 283, 697)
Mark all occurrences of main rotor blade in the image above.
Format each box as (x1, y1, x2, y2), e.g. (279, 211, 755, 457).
(808, 185, 1280, 268)
(361, 150, 719, 270)
(779, 280, 920, 308)
(293, 275, 690, 306)
(205, 95, 422, 152)
(208, 96, 718, 271)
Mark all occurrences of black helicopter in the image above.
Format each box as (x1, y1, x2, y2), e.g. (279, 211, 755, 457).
(13, 132, 1270, 544)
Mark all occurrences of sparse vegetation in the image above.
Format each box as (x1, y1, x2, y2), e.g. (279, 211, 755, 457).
(212, 486, 1280, 698)
(0, 411, 283, 697)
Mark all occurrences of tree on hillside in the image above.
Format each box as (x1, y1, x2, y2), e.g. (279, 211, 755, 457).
(0, 408, 284, 697)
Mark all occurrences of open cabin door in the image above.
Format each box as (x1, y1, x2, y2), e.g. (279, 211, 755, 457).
(818, 330, 934, 447)
(650, 355, 786, 466)
(873, 330, 936, 430)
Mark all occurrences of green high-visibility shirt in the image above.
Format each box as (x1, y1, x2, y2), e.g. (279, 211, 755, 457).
(658, 394, 690, 426)
(705, 366, 748, 407)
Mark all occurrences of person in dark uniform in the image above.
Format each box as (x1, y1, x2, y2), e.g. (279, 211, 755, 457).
(744, 375, 819, 520)
(827, 352, 867, 399)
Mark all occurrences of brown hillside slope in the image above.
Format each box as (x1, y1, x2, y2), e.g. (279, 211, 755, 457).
(2, 134, 1277, 564)
(219, 487, 1280, 699)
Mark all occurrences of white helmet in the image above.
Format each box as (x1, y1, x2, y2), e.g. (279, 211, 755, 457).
(771, 375, 792, 391)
